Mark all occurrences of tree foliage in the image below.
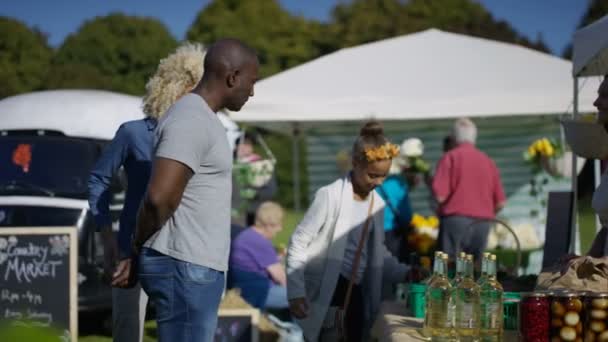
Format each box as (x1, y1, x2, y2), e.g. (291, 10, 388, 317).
(47, 13, 177, 95)
(329, 0, 549, 53)
(186, 0, 328, 78)
(0, 17, 52, 99)
(563, 0, 608, 58)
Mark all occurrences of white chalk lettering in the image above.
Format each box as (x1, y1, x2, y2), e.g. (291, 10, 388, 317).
(26, 309, 52, 326)
(22, 291, 43, 305)
(4, 257, 62, 283)
(6, 243, 48, 260)
(4, 308, 23, 320)
(1, 289, 20, 304)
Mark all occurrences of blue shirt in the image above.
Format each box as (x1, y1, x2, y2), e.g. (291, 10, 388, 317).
(377, 175, 413, 232)
(88, 117, 156, 258)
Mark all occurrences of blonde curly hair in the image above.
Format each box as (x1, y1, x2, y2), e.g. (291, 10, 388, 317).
(142, 42, 205, 118)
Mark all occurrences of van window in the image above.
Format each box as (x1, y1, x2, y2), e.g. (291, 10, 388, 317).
(0, 135, 99, 199)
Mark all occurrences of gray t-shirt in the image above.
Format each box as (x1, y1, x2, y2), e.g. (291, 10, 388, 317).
(144, 94, 233, 271)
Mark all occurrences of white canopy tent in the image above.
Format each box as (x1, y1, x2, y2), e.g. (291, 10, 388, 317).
(570, 14, 608, 252)
(230, 29, 597, 209)
(232, 29, 596, 126)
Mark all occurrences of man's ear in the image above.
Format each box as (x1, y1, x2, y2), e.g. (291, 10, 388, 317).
(227, 70, 239, 88)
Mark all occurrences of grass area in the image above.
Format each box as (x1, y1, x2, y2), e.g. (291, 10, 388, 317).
(80, 320, 158, 342)
(272, 209, 304, 248)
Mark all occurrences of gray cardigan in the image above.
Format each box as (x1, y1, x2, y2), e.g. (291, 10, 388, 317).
(286, 176, 409, 341)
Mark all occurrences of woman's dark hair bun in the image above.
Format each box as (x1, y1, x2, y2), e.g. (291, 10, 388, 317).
(360, 120, 384, 138)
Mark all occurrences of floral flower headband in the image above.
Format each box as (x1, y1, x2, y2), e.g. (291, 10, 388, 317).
(364, 143, 400, 162)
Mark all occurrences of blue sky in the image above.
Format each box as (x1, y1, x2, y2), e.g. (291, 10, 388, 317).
(0, 0, 591, 56)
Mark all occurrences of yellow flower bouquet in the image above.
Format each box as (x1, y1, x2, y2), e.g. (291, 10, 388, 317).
(523, 137, 563, 174)
(407, 214, 439, 255)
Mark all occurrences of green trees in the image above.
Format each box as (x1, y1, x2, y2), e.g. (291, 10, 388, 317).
(187, 0, 326, 78)
(1, 0, 564, 98)
(0, 17, 52, 98)
(47, 13, 177, 95)
(328, 0, 548, 52)
(563, 0, 608, 58)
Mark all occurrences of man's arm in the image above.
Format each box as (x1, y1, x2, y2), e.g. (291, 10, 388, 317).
(133, 157, 193, 252)
(431, 155, 452, 205)
(493, 163, 507, 214)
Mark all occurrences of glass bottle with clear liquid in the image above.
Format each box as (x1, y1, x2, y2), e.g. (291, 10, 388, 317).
(422, 251, 443, 338)
(451, 252, 467, 287)
(424, 252, 452, 341)
(477, 252, 491, 287)
(480, 254, 503, 342)
(425, 251, 444, 287)
(454, 255, 481, 341)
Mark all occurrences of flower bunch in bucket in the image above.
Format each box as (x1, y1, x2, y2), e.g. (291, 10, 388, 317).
(523, 137, 564, 174)
(407, 214, 439, 255)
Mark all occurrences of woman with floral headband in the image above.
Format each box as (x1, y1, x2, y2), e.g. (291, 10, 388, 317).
(286, 121, 424, 342)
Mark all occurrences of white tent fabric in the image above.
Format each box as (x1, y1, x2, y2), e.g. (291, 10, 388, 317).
(231, 29, 596, 127)
(573, 14, 608, 77)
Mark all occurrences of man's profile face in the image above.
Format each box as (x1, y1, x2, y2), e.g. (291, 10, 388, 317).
(596, 78, 608, 124)
(226, 59, 259, 112)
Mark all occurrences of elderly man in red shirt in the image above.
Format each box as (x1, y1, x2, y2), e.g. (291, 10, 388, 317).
(432, 118, 506, 260)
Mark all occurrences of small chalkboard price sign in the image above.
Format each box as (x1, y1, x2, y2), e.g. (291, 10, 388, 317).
(215, 308, 260, 342)
(0, 227, 78, 341)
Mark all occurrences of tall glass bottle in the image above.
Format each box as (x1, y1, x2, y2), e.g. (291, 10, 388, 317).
(477, 252, 491, 287)
(424, 251, 452, 341)
(454, 254, 481, 341)
(451, 252, 467, 287)
(480, 254, 503, 341)
(425, 251, 444, 286)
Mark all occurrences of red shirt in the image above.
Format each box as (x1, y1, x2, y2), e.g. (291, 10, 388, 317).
(432, 143, 506, 219)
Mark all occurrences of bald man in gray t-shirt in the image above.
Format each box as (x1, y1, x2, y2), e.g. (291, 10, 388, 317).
(129, 39, 259, 342)
(145, 93, 233, 271)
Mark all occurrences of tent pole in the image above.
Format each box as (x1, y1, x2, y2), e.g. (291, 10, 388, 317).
(570, 77, 579, 254)
(595, 160, 602, 233)
(293, 123, 301, 212)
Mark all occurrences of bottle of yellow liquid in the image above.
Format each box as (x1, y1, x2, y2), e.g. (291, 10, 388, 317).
(451, 252, 467, 287)
(477, 252, 491, 287)
(480, 254, 503, 342)
(454, 254, 481, 341)
(423, 251, 452, 341)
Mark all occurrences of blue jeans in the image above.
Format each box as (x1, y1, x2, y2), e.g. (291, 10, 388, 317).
(138, 248, 224, 342)
(265, 284, 289, 309)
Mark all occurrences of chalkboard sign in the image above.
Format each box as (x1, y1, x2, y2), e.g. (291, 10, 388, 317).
(215, 308, 259, 342)
(0, 227, 78, 341)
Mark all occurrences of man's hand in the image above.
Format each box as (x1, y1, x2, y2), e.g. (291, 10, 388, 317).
(111, 259, 132, 288)
(101, 227, 118, 283)
(288, 297, 309, 319)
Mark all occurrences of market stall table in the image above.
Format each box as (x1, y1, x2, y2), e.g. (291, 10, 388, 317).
(371, 301, 519, 341)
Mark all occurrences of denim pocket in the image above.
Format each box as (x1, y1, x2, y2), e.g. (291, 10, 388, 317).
(184, 262, 219, 284)
(139, 251, 172, 276)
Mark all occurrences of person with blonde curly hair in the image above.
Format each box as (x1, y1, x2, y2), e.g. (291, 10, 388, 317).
(142, 42, 205, 118)
(88, 41, 205, 342)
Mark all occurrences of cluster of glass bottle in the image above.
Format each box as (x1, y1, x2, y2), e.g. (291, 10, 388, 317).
(423, 252, 503, 341)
